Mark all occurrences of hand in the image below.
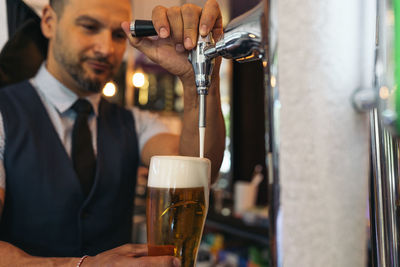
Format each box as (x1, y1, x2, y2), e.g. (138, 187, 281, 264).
(81, 244, 180, 267)
(121, 0, 223, 83)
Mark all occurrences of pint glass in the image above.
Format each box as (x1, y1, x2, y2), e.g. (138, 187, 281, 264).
(146, 156, 211, 267)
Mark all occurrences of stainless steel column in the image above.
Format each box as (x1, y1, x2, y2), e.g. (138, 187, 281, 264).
(370, 108, 400, 267)
(263, 0, 281, 266)
(370, 0, 400, 265)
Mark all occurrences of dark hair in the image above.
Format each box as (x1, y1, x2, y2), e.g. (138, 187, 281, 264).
(49, 0, 68, 16)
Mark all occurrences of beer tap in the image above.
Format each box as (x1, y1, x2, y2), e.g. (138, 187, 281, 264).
(130, 22, 215, 157)
(187, 34, 215, 158)
(203, 1, 264, 62)
(130, 1, 264, 61)
(130, 1, 264, 157)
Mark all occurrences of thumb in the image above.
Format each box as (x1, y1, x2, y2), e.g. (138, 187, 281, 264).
(121, 21, 142, 47)
(121, 21, 159, 60)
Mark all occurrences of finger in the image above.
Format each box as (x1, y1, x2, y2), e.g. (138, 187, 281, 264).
(109, 243, 148, 256)
(133, 256, 181, 267)
(121, 21, 142, 47)
(121, 21, 158, 58)
(152, 5, 170, 38)
(181, 4, 202, 50)
(199, 0, 223, 40)
(166, 6, 184, 45)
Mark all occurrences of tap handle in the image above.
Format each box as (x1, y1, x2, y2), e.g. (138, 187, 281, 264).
(130, 20, 157, 37)
(188, 34, 215, 93)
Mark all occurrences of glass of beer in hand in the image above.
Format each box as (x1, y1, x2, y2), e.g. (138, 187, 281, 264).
(146, 156, 211, 267)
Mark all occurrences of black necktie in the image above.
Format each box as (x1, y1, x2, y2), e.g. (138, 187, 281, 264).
(71, 99, 96, 196)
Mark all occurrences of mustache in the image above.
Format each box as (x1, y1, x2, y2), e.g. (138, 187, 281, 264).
(82, 56, 114, 69)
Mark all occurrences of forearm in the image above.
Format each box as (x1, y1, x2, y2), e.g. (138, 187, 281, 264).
(0, 241, 79, 267)
(179, 65, 226, 182)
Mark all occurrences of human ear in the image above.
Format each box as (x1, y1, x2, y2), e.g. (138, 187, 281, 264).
(41, 5, 58, 39)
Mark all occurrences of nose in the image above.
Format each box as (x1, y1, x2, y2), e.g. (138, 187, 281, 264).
(93, 30, 115, 57)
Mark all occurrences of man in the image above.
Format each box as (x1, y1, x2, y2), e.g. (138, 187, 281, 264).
(0, 0, 225, 265)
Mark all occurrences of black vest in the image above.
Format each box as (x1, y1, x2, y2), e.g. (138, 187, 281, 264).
(0, 81, 139, 257)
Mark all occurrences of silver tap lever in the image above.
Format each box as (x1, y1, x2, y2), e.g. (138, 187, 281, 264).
(188, 34, 215, 94)
(188, 34, 215, 128)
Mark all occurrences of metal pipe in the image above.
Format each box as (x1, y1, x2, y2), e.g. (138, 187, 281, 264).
(370, 107, 400, 267)
(369, 0, 400, 265)
(263, 0, 281, 266)
(370, 108, 388, 267)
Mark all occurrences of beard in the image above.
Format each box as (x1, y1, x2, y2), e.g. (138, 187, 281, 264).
(52, 32, 116, 93)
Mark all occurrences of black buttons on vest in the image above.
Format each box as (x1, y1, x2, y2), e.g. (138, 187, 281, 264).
(71, 99, 96, 197)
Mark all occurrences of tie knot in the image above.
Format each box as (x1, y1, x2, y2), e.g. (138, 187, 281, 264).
(72, 99, 93, 115)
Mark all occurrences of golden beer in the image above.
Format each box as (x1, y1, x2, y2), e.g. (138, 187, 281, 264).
(146, 156, 210, 267)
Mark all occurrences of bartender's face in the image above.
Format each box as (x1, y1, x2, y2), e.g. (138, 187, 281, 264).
(49, 0, 131, 93)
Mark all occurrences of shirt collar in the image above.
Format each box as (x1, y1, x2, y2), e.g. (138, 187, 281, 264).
(32, 63, 101, 116)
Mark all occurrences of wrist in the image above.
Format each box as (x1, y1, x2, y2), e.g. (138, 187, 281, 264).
(77, 255, 89, 267)
(179, 75, 195, 90)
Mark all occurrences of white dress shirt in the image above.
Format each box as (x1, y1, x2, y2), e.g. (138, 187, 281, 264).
(0, 64, 170, 189)
(0, 0, 8, 51)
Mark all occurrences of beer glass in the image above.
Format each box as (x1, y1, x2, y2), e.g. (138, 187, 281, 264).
(146, 156, 211, 267)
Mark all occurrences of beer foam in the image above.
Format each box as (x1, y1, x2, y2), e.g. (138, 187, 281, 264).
(148, 156, 211, 188)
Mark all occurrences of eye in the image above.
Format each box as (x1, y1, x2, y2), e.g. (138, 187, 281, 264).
(113, 31, 127, 41)
(81, 24, 99, 32)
